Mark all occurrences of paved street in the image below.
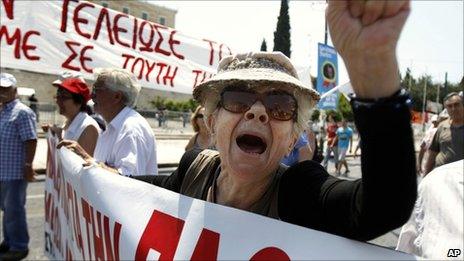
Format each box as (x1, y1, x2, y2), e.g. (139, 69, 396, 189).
(1, 151, 404, 260)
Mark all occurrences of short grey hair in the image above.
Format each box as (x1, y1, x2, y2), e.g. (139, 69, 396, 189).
(202, 84, 315, 139)
(444, 92, 462, 103)
(93, 68, 141, 107)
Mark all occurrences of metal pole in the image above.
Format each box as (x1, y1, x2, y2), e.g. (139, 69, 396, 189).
(436, 83, 440, 112)
(444, 72, 448, 96)
(408, 74, 412, 91)
(422, 80, 427, 131)
(324, 17, 328, 45)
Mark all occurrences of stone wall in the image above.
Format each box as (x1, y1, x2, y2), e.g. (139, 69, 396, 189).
(89, 0, 176, 27)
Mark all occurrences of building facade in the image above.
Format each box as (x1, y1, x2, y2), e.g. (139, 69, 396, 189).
(1, 1, 189, 112)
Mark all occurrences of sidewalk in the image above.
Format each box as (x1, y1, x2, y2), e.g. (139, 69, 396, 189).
(34, 129, 423, 174)
(36, 125, 195, 140)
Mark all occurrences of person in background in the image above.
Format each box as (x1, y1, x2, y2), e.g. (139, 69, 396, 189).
(396, 160, 463, 259)
(334, 119, 353, 176)
(281, 131, 313, 167)
(58, 68, 158, 176)
(416, 115, 441, 175)
(185, 106, 212, 151)
(157, 109, 165, 128)
(182, 110, 189, 128)
(354, 137, 361, 158)
(86, 99, 106, 131)
(424, 92, 464, 175)
(28, 94, 39, 122)
(0, 73, 37, 261)
(42, 77, 100, 156)
(322, 114, 339, 172)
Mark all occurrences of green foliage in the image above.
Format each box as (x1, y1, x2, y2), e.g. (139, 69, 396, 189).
(149, 96, 198, 112)
(401, 68, 462, 112)
(273, 0, 291, 58)
(311, 109, 320, 122)
(326, 109, 342, 122)
(150, 96, 166, 109)
(260, 38, 267, 51)
(337, 94, 353, 121)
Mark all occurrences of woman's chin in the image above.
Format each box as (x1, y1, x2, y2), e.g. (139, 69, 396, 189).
(227, 147, 271, 176)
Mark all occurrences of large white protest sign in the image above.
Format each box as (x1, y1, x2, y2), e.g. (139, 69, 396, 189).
(44, 135, 415, 260)
(1, 0, 232, 94)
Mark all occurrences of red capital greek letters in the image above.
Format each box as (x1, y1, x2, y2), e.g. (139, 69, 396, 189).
(135, 210, 184, 260)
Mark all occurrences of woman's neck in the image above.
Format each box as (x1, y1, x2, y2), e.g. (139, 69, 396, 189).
(215, 168, 274, 211)
(64, 110, 80, 129)
(196, 132, 210, 148)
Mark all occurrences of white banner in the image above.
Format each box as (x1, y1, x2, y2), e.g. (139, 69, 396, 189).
(44, 135, 415, 260)
(1, 0, 232, 94)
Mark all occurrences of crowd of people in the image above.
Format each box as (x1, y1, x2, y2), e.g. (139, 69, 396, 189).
(1, 0, 463, 260)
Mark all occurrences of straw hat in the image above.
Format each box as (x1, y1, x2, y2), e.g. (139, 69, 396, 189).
(193, 52, 320, 104)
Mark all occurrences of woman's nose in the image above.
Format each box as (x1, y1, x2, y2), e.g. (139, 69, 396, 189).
(245, 101, 269, 123)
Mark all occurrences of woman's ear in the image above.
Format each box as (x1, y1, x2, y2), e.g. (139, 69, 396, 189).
(206, 113, 216, 135)
(287, 133, 298, 155)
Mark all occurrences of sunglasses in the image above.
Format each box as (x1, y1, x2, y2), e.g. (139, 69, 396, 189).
(219, 90, 297, 121)
(55, 89, 73, 100)
(196, 114, 204, 119)
(54, 95, 73, 100)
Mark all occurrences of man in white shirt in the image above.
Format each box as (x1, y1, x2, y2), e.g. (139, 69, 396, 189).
(59, 68, 157, 176)
(396, 160, 463, 259)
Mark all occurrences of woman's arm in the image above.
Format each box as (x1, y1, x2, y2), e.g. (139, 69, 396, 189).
(133, 149, 202, 192)
(77, 125, 99, 156)
(279, 101, 416, 241)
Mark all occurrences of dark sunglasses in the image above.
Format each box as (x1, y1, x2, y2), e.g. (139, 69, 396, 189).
(196, 114, 204, 119)
(54, 95, 73, 100)
(55, 88, 73, 100)
(219, 90, 297, 121)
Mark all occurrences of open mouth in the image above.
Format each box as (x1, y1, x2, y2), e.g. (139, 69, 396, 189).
(236, 134, 267, 155)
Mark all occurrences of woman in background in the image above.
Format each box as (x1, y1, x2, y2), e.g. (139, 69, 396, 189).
(43, 77, 100, 155)
(185, 106, 212, 151)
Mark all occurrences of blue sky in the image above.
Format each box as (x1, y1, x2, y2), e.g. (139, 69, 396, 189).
(154, 1, 463, 84)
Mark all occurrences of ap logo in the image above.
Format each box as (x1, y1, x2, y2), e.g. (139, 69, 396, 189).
(447, 249, 462, 258)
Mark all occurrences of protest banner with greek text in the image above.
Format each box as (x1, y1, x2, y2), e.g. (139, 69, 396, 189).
(1, 0, 231, 94)
(44, 135, 416, 260)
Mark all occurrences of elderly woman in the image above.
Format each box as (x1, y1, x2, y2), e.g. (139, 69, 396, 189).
(185, 106, 212, 151)
(135, 0, 416, 240)
(62, 0, 416, 241)
(44, 77, 100, 155)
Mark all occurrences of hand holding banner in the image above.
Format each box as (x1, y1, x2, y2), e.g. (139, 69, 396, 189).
(44, 135, 415, 260)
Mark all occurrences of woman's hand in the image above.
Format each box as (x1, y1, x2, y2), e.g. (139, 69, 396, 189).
(42, 124, 63, 140)
(57, 140, 93, 163)
(326, 0, 410, 98)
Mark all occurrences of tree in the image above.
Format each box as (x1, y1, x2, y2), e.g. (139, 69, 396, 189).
(311, 109, 320, 122)
(273, 0, 291, 58)
(399, 69, 461, 112)
(260, 38, 267, 51)
(401, 67, 415, 90)
(337, 94, 353, 121)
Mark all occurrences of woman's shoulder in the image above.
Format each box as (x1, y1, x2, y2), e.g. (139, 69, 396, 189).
(80, 113, 101, 132)
(180, 148, 219, 169)
(280, 160, 331, 187)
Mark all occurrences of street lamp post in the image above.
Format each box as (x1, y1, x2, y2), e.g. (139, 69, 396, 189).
(421, 80, 427, 132)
